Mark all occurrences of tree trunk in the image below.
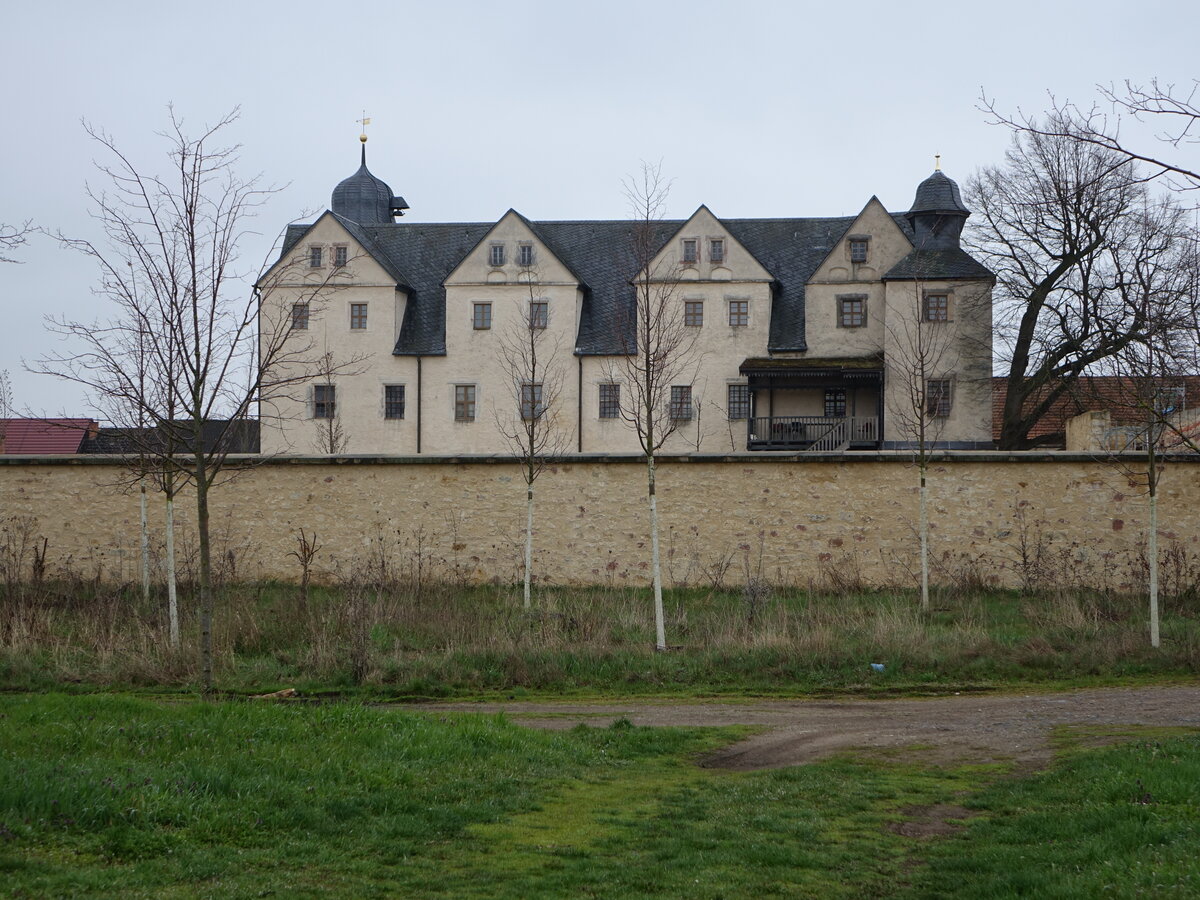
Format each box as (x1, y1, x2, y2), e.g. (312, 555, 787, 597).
(1149, 489, 1160, 648)
(195, 453, 214, 696)
(919, 464, 929, 611)
(647, 454, 666, 651)
(166, 491, 179, 651)
(139, 483, 150, 604)
(524, 485, 533, 610)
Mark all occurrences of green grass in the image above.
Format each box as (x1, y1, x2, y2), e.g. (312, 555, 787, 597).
(1, 579, 1197, 697)
(3, 695, 1198, 898)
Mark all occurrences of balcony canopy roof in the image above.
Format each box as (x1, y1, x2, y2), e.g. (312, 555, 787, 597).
(739, 356, 883, 388)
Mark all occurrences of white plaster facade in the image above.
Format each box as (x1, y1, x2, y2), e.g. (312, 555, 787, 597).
(259, 155, 995, 456)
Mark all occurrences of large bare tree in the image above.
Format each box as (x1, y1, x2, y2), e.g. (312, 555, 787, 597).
(605, 163, 699, 651)
(493, 263, 568, 608)
(966, 118, 1191, 448)
(36, 109, 355, 694)
(0, 221, 32, 264)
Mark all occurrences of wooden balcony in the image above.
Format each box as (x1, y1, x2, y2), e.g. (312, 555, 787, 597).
(747, 416, 879, 451)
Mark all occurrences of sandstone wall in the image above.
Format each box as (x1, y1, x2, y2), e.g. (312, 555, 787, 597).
(1, 453, 1197, 589)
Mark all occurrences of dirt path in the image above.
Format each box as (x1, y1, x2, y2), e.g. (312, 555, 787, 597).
(418, 684, 1200, 770)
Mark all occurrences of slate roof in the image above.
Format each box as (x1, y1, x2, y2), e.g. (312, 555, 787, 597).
(907, 170, 969, 216)
(884, 248, 994, 281)
(80, 420, 261, 455)
(276, 206, 987, 357)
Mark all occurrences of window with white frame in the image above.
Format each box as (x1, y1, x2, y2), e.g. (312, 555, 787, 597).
(926, 379, 953, 417)
(670, 385, 693, 421)
(384, 385, 405, 419)
(489, 244, 505, 267)
(599, 383, 620, 419)
(517, 243, 534, 267)
(681, 238, 698, 264)
(710, 238, 725, 263)
(350, 302, 368, 330)
(520, 383, 544, 421)
(684, 300, 704, 327)
(849, 238, 869, 263)
(455, 384, 477, 422)
(313, 384, 336, 419)
(309, 246, 323, 267)
(333, 245, 348, 267)
(529, 300, 548, 329)
(291, 302, 309, 330)
(728, 299, 749, 327)
(473, 302, 492, 330)
(727, 384, 749, 420)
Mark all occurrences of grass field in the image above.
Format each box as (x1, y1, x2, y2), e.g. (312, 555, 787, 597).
(1, 694, 1198, 898)
(1, 578, 1196, 697)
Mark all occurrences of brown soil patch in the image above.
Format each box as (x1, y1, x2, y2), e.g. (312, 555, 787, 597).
(887, 803, 977, 838)
(414, 683, 1200, 771)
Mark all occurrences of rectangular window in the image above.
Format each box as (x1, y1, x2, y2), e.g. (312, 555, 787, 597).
(727, 384, 749, 420)
(473, 302, 492, 330)
(824, 388, 847, 418)
(684, 300, 704, 327)
(728, 300, 749, 327)
(350, 302, 368, 330)
(709, 238, 725, 263)
(314, 384, 335, 419)
(309, 246, 322, 268)
(849, 239, 869, 263)
(670, 385, 693, 421)
(838, 295, 866, 328)
(333, 245, 348, 267)
(926, 379, 953, 417)
(599, 383, 620, 419)
(529, 300, 548, 329)
(681, 238, 698, 264)
(520, 383, 544, 421)
(923, 294, 949, 322)
(291, 302, 310, 330)
(517, 244, 534, 267)
(384, 385, 405, 420)
(455, 384, 477, 422)
(489, 244, 505, 267)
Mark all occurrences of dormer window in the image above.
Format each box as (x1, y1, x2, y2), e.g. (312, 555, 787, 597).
(709, 239, 725, 263)
(517, 243, 534, 267)
(309, 246, 323, 268)
(681, 239, 698, 264)
(489, 244, 506, 267)
(849, 237, 869, 263)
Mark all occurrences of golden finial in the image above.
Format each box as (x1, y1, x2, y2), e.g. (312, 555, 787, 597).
(934, 153, 941, 172)
(357, 112, 371, 143)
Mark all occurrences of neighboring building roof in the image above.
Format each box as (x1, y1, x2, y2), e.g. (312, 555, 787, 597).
(80, 419, 260, 455)
(0, 419, 97, 454)
(991, 376, 1200, 446)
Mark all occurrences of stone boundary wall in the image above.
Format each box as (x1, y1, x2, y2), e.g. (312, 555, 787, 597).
(1, 452, 1198, 590)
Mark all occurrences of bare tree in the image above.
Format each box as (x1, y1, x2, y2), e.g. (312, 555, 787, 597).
(0, 370, 11, 450)
(981, 80, 1200, 195)
(885, 276, 962, 612)
(311, 344, 349, 454)
(0, 221, 32, 264)
(493, 264, 568, 608)
(35, 109, 357, 694)
(605, 163, 699, 651)
(966, 119, 1189, 448)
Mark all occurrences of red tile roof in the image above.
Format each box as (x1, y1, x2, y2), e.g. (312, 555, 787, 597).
(992, 376, 1200, 446)
(0, 419, 98, 454)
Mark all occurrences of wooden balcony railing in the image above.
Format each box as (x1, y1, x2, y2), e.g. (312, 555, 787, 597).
(747, 416, 878, 450)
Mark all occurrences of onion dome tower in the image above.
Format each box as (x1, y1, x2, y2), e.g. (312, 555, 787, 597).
(904, 167, 969, 250)
(331, 133, 409, 224)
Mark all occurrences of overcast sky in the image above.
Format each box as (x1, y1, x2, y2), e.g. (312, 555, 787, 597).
(2, 0, 1197, 415)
